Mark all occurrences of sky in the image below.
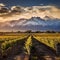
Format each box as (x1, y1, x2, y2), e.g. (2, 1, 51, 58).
(0, 0, 60, 31)
(0, 0, 60, 22)
(0, 0, 60, 7)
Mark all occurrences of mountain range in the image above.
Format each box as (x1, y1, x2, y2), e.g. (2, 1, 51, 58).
(0, 16, 60, 32)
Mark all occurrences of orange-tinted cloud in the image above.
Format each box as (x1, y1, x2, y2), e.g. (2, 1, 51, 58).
(0, 4, 60, 22)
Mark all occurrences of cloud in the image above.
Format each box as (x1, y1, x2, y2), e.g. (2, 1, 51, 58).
(40, 4, 44, 6)
(0, 3, 9, 15)
(11, 6, 24, 12)
(0, 5, 60, 22)
(0, 7, 9, 13)
(0, 3, 5, 7)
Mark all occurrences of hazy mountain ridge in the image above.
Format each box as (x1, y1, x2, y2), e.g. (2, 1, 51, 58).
(0, 17, 60, 31)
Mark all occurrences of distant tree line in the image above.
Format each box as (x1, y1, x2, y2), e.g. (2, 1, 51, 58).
(16, 30, 60, 33)
(0, 30, 60, 33)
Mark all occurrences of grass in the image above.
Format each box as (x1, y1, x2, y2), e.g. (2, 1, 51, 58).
(33, 33, 60, 49)
(0, 33, 60, 60)
(0, 33, 60, 51)
(0, 33, 28, 55)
